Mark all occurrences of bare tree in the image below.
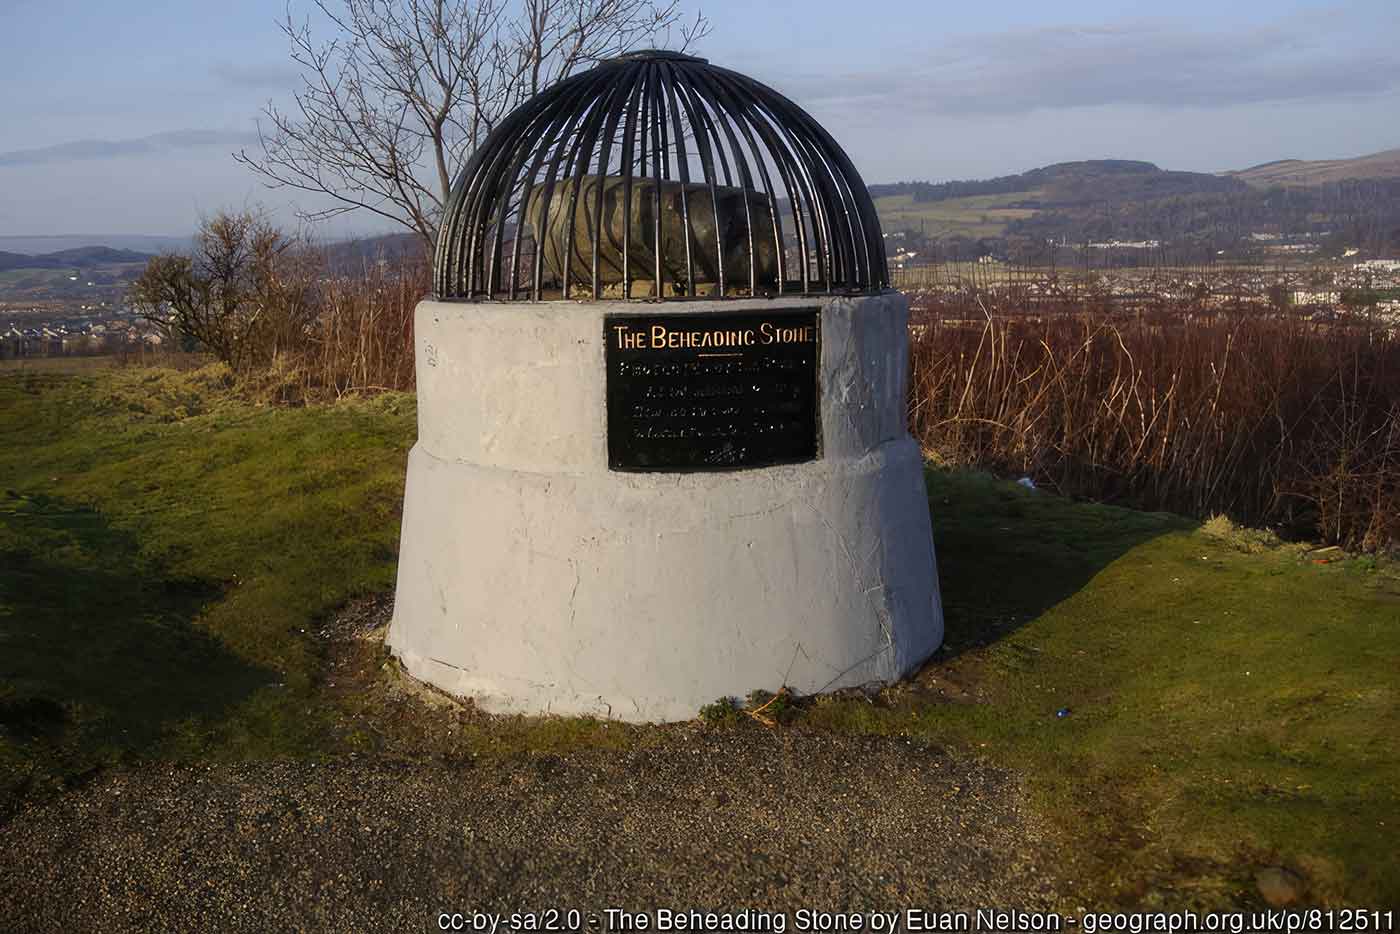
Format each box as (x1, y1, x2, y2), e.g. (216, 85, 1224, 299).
(235, 0, 709, 247)
(130, 211, 317, 371)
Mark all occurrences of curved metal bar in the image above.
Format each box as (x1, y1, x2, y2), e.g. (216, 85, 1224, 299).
(527, 94, 597, 300)
(442, 66, 598, 297)
(735, 68, 887, 286)
(669, 66, 726, 296)
(658, 62, 696, 296)
(502, 71, 609, 298)
(702, 68, 792, 295)
(685, 68, 760, 296)
(735, 81, 833, 291)
(591, 62, 646, 298)
(560, 69, 624, 299)
(646, 62, 668, 297)
(618, 65, 648, 299)
(735, 97, 815, 293)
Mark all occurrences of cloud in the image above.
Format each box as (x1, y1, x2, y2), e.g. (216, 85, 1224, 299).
(772, 17, 1400, 118)
(0, 130, 260, 168)
(211, 60, 301, 90)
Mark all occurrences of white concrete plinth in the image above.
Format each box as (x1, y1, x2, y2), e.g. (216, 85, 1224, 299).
(388, 293, 943, 722)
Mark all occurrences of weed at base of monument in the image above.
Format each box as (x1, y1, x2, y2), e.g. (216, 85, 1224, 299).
(698, 697, 742, 727)
(699, 689, 796, 728)
(745, 688, 793, 726)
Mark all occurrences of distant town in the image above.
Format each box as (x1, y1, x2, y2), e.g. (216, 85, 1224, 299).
(5, 252, 1400, 363)
(0, 247, 164, 359)
(6, 149, 1400, 359)
(1, 316, 169, 360)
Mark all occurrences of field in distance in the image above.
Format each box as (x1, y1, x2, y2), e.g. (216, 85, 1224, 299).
(874, 190, 1041, 240)
(0, 246, 153, 314)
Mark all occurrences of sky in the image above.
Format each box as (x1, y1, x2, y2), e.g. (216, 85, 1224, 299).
(1, 0, 1398, 239)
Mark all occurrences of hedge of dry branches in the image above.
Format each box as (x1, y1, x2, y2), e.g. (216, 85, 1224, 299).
(208, 254, 425, 403)
(909, 311, 1400, 550)
(292, 255, 425, 397)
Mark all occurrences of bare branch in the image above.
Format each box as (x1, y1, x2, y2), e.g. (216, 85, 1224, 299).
(235, 0, 710, 250)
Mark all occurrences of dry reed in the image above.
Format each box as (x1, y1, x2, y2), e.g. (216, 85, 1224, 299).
(910, 308, 1400, 550)
(295, 255, 426, 397)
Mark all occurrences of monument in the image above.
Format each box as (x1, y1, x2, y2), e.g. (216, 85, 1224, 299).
(388, 50, 943, 721)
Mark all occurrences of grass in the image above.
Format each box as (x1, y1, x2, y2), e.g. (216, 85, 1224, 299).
(2, 366, 1397, 908)
(0, 365, 416, 802)
(801, 472, 1400, 908)
(0, 355, 120, 374)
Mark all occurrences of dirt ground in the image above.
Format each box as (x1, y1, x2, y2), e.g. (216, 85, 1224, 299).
(0, 600, 1063, 934)
(0, 731, 1059, 933)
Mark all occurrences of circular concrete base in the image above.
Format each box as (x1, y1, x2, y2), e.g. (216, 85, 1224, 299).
(388, 293, 943, 722)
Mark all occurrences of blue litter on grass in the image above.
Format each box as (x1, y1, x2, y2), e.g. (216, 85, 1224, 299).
(1055, 708, 1072, 718)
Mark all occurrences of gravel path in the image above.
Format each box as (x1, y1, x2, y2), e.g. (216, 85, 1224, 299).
(0, 730, 1059, 933)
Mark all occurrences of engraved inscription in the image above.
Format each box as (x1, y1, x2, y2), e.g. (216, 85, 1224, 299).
(605, 310, 820, 471)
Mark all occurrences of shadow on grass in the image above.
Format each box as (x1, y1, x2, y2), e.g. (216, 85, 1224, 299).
(925, 469, 1192, 662)
(0, 492, 270, 792)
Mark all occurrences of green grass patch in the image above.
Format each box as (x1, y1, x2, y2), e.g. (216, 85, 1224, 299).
(803, 470, 1400, 907)
(0, 366, 417, 804)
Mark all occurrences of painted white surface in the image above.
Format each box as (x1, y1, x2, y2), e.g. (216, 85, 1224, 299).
(389, 293, 943, 721)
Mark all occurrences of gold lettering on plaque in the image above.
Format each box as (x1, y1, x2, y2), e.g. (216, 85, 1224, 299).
(759, 322, 816, 345)
(622, 320, 816, 353)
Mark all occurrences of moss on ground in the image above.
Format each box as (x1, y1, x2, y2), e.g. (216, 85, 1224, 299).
(2, 367, 1397, 908)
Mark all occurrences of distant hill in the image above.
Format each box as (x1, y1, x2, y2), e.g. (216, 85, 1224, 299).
(41, 246, 153, 265)
(870, 159, 1243, 205)
(870, 153, 1400, 258)
(315, 232, 426, 275)
(0, 232, 425, 277)
(870, 159, 1249, 246)
(0, 245, 154, 272)
(1226, 149, 1400, 187)
(0, 234, 192, 255)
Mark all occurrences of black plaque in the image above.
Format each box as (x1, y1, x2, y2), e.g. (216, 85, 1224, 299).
(605, 309, 821, 471)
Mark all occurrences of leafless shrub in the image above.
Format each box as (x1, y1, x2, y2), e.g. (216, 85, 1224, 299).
(129, 214, 424, 398)
(129, 211, 317, 372)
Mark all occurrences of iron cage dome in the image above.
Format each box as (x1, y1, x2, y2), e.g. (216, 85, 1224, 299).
(434, 50, 888, 302)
